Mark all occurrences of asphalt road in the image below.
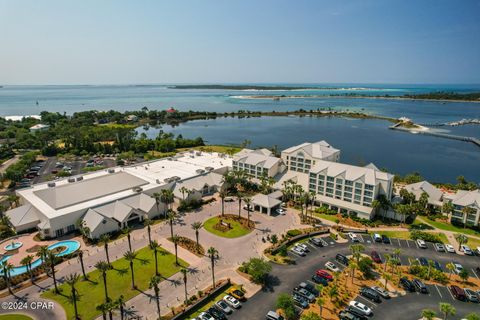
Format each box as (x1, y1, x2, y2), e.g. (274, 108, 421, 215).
(229, 235, 480, 320)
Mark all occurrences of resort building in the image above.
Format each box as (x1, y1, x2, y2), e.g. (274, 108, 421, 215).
(172, 171, 225, 202)
(281, 141, 340, 173)
(232, 148, 284, 178)
(402, 180, 444, 207)
(445, 189, 480, 226)
(29, 124, 50, 132)
(6, 152, 232, 239)
(307, 161, 394, 219)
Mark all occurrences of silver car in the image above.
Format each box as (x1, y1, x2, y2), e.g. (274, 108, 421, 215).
(464, 288, 479, 302)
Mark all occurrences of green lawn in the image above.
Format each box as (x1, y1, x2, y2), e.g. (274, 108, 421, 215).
(185, 284, 238, 318)
(467, 236, 480, 249)
(314, 213, 339, 223)
(370, 230, 412, 240)
(203, 216, 252, 238)
(0, 315, 33, 320)
(42, 246, 187, 320)
(415, 216, 480, 236)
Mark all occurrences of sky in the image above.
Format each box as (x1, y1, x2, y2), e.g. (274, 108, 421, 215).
(1, 0, 480, 85)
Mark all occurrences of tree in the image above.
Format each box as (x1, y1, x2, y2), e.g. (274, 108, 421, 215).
(47, 251, 59, 294)
(37, 245, 49, 262)
(439, 302, 456, 320)
(454, 234, 468, 251)
(301, 312, 322, 320)
(421, 309, 436, 320)
(244, 196, 252, 225)
(20, 255, 34, 283)
(114, 295, 126, 320)
(179, 186, 189, 201)
(465, 313, 480, 320)
(76, 250, 88, 280)
(459, 268, 469, 282)
(180, 268, 188, 303)
(96, 302, 109, 320)
(65, 273, 81, 320)
(171, 234, 180, 265)
(382, 272, 392, 289)
(150, 240, 160, 276)
(167, 210, 176, 239)
(99, 234, 111, 264)
(237, 193, 244, 218)
(276, 293, 296, 320)
(122, 227, 132, 251)
(149, 275, 161, 319)
(124, 250, 138, 289)
(191, 221, 203, 247)
(219, 190, 227, 217)
(1, 262, 14, 295)
(207, 246, 218, 288)
(349, 244, 365, 264)
(446, 262, 455, 279)
(95, 260, 111, 302)
(317, 296, 325, 318)
(348, 260, 358, 283)
(151, 192, 161, 216)
(240, 258, 272, 285)
(144, 218, 153, 246)
(160, 189, 175, 217)
(442, 201, 455, 220)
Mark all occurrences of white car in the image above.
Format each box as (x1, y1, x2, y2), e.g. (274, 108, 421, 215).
(198, 312, 215, 320)
(348, 300, 373, 316)
(453, 262, 464, 274)
(461, 245, 474, 256)
(325, 261, 340, 273)
(445, 244, 456, 253)
(476, 246, 480, 255)
(373, 233, 382, 242)
(348, 232, 359, 242)
(434, 243, 445, 252)
(276, 208, 286, 215)
(223, 295, 241, 309)
(416, 239, 427, 249)
(291, 246, 306, 256)
(296, 243, 310, 253)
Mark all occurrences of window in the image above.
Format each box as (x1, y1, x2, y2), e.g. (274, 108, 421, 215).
(318, 175, 325, 181)
(336, 184, 342, 190)
(327, 176, 334, 182)
(66, 224, 75, 233)
(364, 191, 373, 197)
(326, 188, 334, 194)
(317, 186, 324, 192)
(345, 186, 352, 192)
(309, 173, 316, 178)
(345, 180, 353, 186)
(355, 182, 362, 188)
(354, 195, 361, 201)
(336, 179, 343, 185)
(55, 229, 65, 237)
(344, 192, 352, 198)
(335, 190, 342, 196)
(365, 184, 374, 190)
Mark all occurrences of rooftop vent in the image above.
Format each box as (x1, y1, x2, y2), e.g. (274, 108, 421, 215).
(172, 176, 181, 181)
(76, 176, 84, 182)
(108, 168, 115, 174)
(195, 151, 202, 156)
(68, 178, 75, 183)
(133, 187, 143, 193)
(196, 169, 205, 174)
(156, 179, 161, 184)
(205, 166, 214, 172)
(47, 182, 56, 188)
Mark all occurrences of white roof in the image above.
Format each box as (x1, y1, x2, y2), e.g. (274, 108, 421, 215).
(120, 193, 156, 213)
(310, 160, 393, 185)
(252, 194, 282, 208)
(282, 140, 339, 159)
(233, 148, 281, 169)
(449, 189, 480, 208)
(403, 181, 444, 205)
(315, 194, 374, 215)
(29, 124, 49, 130)
(172, 172, 223, 198)
(94, 200, 135, 222)
(274, 171, 310, 190)
(5, 204, 40, 228)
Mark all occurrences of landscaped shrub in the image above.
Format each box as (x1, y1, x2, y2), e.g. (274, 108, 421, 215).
(410, 230, 443, 243)
(286, 229, 302, 237)
(239, 258, 272, 285)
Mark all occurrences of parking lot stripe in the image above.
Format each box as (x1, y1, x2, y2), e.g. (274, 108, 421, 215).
(434, 285, 443, 298)
(357, 295, 378, 307)
(397, 238, 401, 247)
(471, 268, 479, 280)
(447, 286, 455, 300)
(406, 240, 410, 248)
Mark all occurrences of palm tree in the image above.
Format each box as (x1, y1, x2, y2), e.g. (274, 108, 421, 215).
(439, 302, 456, 320)
(454, 233, 468, 251)
(78, 250, 87, 280)
(207, 246, 218, 288)
(47, 251, 59, 294)
(1, 262, 14, 295)
(244, 197, 252, 224)
(160, 189, 175, 217)
(442, 201, 455, 221)
(122, 227, 132, 251)
(348, 260, 358, 283)
(150, 240, 160, 276)
(383, 254, 391, 272)
(237, 193, 243, 218)
(99, 234, 111, 264)
(382, 272, 392, 289)
(151, 192, 161, 216)
(317, 297, 325, 318)
(37, 245, 49, 262)
(167, 210, 176, 239)
(149, 275, 162, 319)
(144, 218, 153, 246)
(446, 262, 455, 280)
(191, 221, 203, 247)
(65, 273, 81, 320)
(349, 244, 365, 264)
(179, 186, 189, 201)
(115, 295, 126, 320)
(171, 234, 180, 265)
(7, 195, 20, 208)
(20, 255, 34, 283)
(421, 309, 436, 320)
(96, 302, 109, 320)
(124, 250, 138, 289)
(219, 190, 227, 217)
(95, 260, 111, 302)
(180, 268, 188, 303)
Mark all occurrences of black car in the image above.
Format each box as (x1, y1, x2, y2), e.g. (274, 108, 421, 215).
(433, 261, 442, 272)
(299, 282, 320, 296)
(335, 253, 350, 266)
(381, 234, 390, 244)
(418, 257, 429, 267)
(309, 237, 323, 247)
(208, 307, 227, 320)
(400, 277, 415, 292)
(360, 287, 381, 303)
(339, 310, 366, 320)
(312, 274, 329, 286)
(347, 306, 369, 319)
(412, 278, 428, 294)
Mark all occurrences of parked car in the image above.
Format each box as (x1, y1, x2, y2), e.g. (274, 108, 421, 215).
(371, 286, 390, 299)
(461, 245, 474, 255)
(223, 295, 241, 309)
(291, 246, 306, 256)
(215, 300, 233, 314)
(400, 277, 415, 292)
(453, 262, 464, 274)
(412, 279, 428, 294)
(370, 251, 381, 263)
(243, 204, 253, 211)
(207, 307, 227, 320)
(312, 274, 329, 285)
(348, 232, 359, 242)
(449, 285, 466, 301)
(276, 208, 286, 215)
(359, 287, 381, 302)
(373, 233, 382, 242)
(199, 312, 215, 320)
(381, 234, 390, 244)
(309, 237, 323, 247)
(417, 257, 429, 267)
(339, 310, 366, 320)
(266, 311, 284, 320)
(316, 269, 333, 281)
(224, 196, 235, 202)
(445, 244, 456, 253)
(464, 288, 479, 303)
(299, 282, 320, 296)
(416, 239, 427, 249)
(325, 261, 340, 272)
(348, 301, 373, 316)
(229, 289, 246, 301)
(434, 243, 445, 252)
(292, 293, 309, 309)
(433, 260, 443, 272)
(335, 253, 350, 266)
(296, 243, 310, 253)
(293, 287, 316, 303)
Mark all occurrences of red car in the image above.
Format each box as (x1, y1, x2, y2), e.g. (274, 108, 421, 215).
(316, 269, 333, 281)
(370, 251, 381, 263)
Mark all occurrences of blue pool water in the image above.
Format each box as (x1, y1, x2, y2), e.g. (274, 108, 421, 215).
(4, 242, 23, 251)
(0, 254, 12, 264)
(0, 240, 80, 277)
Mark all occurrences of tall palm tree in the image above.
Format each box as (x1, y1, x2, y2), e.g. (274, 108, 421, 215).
(219, 190, 227, 217)
(150, 240, 160, 276)
(99, 234, 111, 264)
(439, 302, 456, 320)
(47, 251, 59, 294)
(115, 295, 126, 320)
(151, 192, 161, 216)
(65, 273, 81, 320)
(171, 234, 180, 265)
(244, 197, 252, 224)
(37, 245, 49, 262)
(207, 247, 218, 289)
(349, 244, 365, 264)
(348, 260, 358, 283)
(20, 255, 34, 283)
(96, 302, 109, 320)
(317, 297, 325, 318)
(167, 210, 176, 239)
(7, 195, 20, 208)
(78, 250, 88, 280)
(95, 260, 111, 302)
(179, 186, 189, 201)
(191, 221, 203, 248)
(446, 262, 455, 279)
(180, 268, 188, 303)
(122, 227, 132, 251)
(237, 193, 244, 218)
(1, 262, 14, 295)
(124, 250, 138, 289)
(144, 218, 153, 246)
(160, 189, 174, 218)
(454, 233, 468, 251)
(149, 275, 162, 319)
(421, 309, 436, 320)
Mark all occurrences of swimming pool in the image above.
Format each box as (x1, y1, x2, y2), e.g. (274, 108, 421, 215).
(0, 254, 12, 264)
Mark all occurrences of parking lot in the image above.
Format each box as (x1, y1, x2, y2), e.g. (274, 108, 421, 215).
(229, 234, 480, 320)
